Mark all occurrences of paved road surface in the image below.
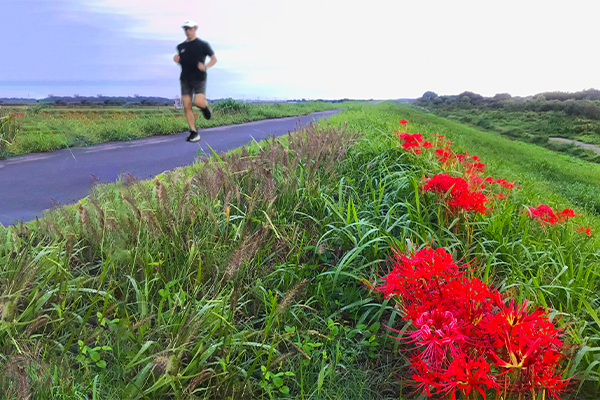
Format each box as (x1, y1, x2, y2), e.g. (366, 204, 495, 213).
(0, 109, 342, 227)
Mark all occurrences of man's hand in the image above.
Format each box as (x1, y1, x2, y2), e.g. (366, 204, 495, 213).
(173, 54, 180, 63)
(197, 62, 206, 72)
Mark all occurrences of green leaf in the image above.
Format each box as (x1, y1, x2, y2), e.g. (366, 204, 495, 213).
(317, 364, 328, 391)
(272, 376, 283, 387)
(96, 360, 107, 369)
(279, 386, 290, 394)
(90, 352, 101, 362)
(582, 299, 600, 328)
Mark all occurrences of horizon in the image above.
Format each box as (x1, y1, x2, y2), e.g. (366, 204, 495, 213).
(1, 0, 599, 99)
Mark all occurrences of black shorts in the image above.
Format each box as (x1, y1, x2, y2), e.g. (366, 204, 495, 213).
(180, 79, 206, 96)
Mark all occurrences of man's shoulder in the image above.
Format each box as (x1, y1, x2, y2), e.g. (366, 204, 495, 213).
(195, 38, 212, 47)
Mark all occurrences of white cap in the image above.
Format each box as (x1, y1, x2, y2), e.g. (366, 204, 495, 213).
(182, 20, 197, 28)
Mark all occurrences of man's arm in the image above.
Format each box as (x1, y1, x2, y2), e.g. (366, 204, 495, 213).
(198, 55, 217, 71)
(174, 45, 180, 63)
(206, 54, 217, 69)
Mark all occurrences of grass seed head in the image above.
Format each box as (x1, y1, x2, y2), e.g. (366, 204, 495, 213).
(276, 278, 307, 316)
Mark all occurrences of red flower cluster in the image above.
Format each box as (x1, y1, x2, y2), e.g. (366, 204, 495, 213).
(575, 226, 592, 236)
(10, 113, 25, 118)
(396, 132, 426, 154)
(422, 174, 488, 214)
(394, 119, 516, 215)
(369, 246, 572, 400)
(526, 205, 578, 226)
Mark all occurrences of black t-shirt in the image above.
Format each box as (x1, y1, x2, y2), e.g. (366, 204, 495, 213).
(177, 38, 214, 82)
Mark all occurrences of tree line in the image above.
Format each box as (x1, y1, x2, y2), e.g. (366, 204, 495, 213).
(417, 89, 600, 120)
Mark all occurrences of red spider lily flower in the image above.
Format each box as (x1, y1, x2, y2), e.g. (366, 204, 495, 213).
(422, 174, 488, 214)
(575, 226, 592, 236)
(527, 204, 560, 225)
(398, 132, 423, 143)
(472, 155, 481, 161)
(20, 113, 24, 117)
(537, 365, 572, 399)
(495, 178, 516, 190)
(422, 141, 433, 148)
(194, 113, 198, 117)
(465, 162, 486, 174)
(400, 118, 409, 125)
(410, 355, 443, 396)
(409, 309, 466, 362)
(483, 299, 564, 365)
(439, 277, 503, 328)
(528, 205, 578, 226)
(369, 246, 462, 299)
(398, 133, 424, 154)
(434, 148, 455, 164)
(402, 142, 421, 152)
(559, 209, 577, 219)
(440, 354, 499, 400)
(366, 243, 575, 399)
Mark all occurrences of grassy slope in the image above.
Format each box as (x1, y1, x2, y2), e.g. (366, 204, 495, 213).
(419, 106, 600, 164)
(0, 101, 359, 158)
(1, 102, 599, 399)
(401, 104, 600, 218)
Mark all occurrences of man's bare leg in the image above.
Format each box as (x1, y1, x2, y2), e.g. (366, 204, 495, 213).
(182, 95, 196, 131)
(193, 93, 208, 109)
(182, 95, 201, 142)
(194, 93, 212, 120)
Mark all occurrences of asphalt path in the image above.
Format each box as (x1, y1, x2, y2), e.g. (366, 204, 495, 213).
(0, 109, 342, 227)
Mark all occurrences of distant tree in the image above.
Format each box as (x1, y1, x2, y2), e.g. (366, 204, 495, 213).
(492, 93, 512, 101)
(458, 95, 472, 109)
(55, 99, 66, 106)
(458, 91, 484, 105)
(420, 91, 438, 101)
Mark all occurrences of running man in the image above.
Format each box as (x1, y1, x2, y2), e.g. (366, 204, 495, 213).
(174, 20, 217, 142)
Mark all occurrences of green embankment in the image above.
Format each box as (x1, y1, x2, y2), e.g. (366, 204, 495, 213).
(0, 102, 598, 399)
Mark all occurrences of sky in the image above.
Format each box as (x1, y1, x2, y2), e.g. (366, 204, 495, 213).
(1, 0, 599, 100)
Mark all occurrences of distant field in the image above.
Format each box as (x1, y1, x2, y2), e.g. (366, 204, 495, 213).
(0, 100, 353, 158)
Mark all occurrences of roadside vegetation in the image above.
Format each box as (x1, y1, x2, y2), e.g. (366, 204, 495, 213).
(415, 89, 600, 164)
(0, 100, 350, 159)
(0, 102, 599, 399)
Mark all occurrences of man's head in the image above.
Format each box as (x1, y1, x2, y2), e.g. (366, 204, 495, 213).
(182, 20, 197, 40)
